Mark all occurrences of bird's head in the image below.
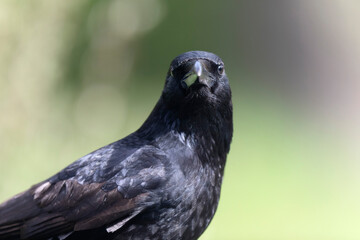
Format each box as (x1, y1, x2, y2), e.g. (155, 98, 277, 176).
(139, 51, 232, 150)
(162, 51, 231, 111)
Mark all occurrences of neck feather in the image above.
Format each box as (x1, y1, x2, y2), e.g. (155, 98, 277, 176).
(136, 96, 233, 166)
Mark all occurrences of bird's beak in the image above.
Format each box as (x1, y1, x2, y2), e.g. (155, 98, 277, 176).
(193, 60, 202, 78)
(182, 61, 202, 88)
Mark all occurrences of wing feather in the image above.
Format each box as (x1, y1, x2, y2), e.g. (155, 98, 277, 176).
(0, 143, 167, 239)
(0, 180, 148, 239)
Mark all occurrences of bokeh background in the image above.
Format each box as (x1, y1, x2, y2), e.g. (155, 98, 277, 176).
(0, 0, 360, 239)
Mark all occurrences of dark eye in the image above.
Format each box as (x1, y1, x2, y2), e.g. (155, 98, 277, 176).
(217, 65, 224, 75)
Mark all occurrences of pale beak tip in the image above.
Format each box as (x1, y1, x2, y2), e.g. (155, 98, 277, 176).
(194, 61, 202, 77)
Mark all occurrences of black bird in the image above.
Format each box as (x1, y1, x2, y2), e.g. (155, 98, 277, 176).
(0, 51, 233, 240)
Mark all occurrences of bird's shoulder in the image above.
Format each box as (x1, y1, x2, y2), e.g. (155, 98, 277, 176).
(53, 130, 197, 184)
(52, 138, 168, 182)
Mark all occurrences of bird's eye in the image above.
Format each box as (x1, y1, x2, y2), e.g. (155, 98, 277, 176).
(170, 69, 174, 77)
(217, 65, 224, 75)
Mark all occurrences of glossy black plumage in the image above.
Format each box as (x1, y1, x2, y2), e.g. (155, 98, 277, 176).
(0, 51, 233, 240)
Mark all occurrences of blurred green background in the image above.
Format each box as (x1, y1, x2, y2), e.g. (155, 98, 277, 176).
(0, 0, 360, 239)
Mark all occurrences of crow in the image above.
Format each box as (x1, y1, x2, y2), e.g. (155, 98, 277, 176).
(0, 51, 233, 240)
